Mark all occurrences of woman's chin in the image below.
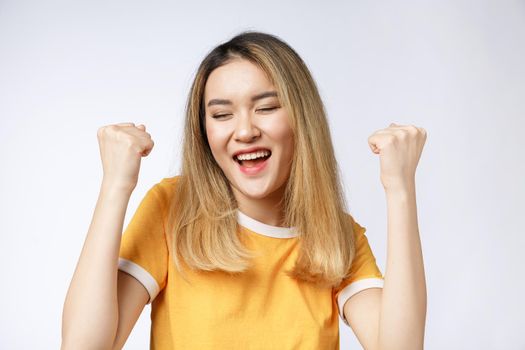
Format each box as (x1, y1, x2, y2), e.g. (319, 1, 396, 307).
(239, 187, 270, 200)
(230, 181, 272, 201)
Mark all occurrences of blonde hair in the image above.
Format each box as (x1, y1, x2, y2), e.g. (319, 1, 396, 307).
(167, 30, 357, 288)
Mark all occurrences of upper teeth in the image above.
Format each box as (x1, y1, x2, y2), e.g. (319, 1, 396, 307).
(236, 150, 270, 161)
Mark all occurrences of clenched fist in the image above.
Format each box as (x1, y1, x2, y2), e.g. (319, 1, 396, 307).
(97, 122, 154, 192)
(368, 123, 427, 192)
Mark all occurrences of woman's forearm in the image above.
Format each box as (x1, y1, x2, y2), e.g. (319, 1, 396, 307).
(377, 182, 427, 350)
(61, 181, 132, 349)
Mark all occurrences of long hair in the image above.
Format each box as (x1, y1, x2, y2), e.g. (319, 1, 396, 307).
(167, 30, 358, 288)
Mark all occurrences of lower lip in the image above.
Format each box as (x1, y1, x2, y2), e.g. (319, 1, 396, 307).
(237, 157, 270, 175)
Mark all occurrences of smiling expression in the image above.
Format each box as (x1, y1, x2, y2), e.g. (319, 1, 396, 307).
(204, 58, 294, 207)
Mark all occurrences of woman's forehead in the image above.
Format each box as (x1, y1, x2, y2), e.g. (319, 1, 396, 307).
(204, 62, 278, 106)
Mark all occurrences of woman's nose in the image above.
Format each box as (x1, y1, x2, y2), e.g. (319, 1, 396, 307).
(234, 114, 261, 142)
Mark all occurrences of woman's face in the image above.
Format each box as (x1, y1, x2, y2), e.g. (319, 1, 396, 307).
(204, 58, 294, 206)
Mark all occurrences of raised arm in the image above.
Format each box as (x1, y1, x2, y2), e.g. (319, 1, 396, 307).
(61, 123, 154, 349)
(369, 123, 427, 349)
(378, 183, 426, 349)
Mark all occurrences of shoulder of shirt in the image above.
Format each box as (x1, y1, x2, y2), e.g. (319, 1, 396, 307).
(149, 175, 181, 204)
(344, 211, 367, 237)
(157, 175, 181, 187)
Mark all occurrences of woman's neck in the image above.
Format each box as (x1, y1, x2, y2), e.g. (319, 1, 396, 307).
(232, 185, 287, 227)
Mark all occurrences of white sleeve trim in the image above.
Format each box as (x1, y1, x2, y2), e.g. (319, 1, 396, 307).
(118, 258, 160, 304)
(337, 277, 384, 326)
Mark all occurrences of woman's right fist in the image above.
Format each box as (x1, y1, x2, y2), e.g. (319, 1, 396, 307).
(97, 122, 154, 191)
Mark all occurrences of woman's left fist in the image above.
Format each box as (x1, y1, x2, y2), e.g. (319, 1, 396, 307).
(367, 123, 427, 192)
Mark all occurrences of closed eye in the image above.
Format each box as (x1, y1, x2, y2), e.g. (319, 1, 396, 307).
(211, 106, 280, 119)
(257, 106, 279, 113)
(212, 114, 232, 119)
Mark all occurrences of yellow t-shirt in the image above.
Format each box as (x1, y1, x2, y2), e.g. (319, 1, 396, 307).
(118, 176, 384, 349)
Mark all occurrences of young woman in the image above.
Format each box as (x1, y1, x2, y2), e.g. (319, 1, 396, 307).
(62, 31, 427, 349)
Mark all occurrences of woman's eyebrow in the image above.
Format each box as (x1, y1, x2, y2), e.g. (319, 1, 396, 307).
(207, 91, 278, 107)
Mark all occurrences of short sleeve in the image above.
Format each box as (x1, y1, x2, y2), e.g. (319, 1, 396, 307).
(118, 182, 169, 304)
(334, 215, 384, 326)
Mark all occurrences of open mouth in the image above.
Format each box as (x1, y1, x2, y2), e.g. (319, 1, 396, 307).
(234, 150, 272, 168)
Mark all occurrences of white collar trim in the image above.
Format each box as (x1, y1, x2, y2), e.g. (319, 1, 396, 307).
(236, 210, 298, 238)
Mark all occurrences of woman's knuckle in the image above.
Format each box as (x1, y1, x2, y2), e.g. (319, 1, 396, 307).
(398, 129, 408, 139)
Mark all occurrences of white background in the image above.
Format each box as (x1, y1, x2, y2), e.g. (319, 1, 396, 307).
(1, 0, 524, 349)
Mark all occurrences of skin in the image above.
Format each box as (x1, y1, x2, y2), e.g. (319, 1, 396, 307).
(343, 123, 427, 349)
(204, 58, 294, 227)
(61, 122, 155, 349)
(366, 123, 428, 349)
